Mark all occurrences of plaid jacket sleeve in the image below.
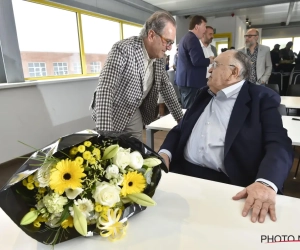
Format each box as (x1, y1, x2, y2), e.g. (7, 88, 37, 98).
(160, 70, 183, 121)
(93, 43, 126, 131)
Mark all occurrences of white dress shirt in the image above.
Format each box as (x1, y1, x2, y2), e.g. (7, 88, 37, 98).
(141, 40, 156, 101)
(160, 80, 277, 192)
(200, 40, 214, 78)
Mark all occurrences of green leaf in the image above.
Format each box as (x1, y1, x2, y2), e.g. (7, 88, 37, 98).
(102, 144, 119, 160)
(143, 158, 162, 168)
(127, 193, 156, 206)
(57, 204, 71, 224)
(20, 210, 39, 225)
(73, 204, 87, 236)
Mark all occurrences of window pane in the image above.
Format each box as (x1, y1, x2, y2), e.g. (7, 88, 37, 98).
(262, 38, 293, 51)
(293, 37, 300, 55)
(12, 0, 81, 77)
(123, 24, 142, 39)
(81, 15, 120, 74)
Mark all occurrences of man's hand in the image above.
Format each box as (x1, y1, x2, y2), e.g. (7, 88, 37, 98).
(232, 182, 276, 223)
(159, 153, 170, 170)
(209, 56, 214, 64)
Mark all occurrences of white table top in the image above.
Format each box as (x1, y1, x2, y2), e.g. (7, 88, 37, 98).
(146, 112, 300, 146)
(1, 172, 300, 249)
(281, 96, 300, 109)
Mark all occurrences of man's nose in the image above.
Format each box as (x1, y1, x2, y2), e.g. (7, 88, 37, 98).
(208, 67, 213, 73)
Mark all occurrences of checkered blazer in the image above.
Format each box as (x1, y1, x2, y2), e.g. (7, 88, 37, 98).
(91, 36, 183, 132)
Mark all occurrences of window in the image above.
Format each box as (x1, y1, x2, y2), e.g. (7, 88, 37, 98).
(73, 62, 82, 74)
(11, 0, 142, 80)
(81, 14, 120, 74)
(53, 62, 68, 75)
(123, 24, 142, 39)
(28, 62, 47, 77)
(262, 38, 293, 51)
(90, 62, 101, 73)
(12, 0, 80, 78)
(293, 37, 300, 55)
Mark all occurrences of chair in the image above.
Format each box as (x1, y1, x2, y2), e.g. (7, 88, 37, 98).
(293, 146, 300, 179)
(266, 83, 280, 94)
(268, 73, 282, 93)
(277, 104, 287, 116)
(286, 85, 300, 96)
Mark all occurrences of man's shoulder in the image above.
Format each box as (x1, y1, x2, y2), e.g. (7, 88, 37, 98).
(113, 36, 141, 53)
(246, 81, 280, 101)
(259, 44, 270, 52)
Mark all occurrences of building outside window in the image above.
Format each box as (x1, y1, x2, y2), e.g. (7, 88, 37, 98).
(90, 62, 101, 73)
(28, 62, 47, 77)
(53, 62, 68, 75)
(73, 62, 82, 74)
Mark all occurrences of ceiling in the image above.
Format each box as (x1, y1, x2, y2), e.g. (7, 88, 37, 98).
(140, 0, 300, 26)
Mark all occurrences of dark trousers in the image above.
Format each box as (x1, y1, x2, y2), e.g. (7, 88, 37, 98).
(178, 86, 198, 109)
(172, 158, 231, 185)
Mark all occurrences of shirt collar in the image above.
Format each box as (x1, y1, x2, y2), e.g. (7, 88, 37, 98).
(141, 40, 156, 63)
(200, 39, 211, 49)
(208, 79, 245, 98)
(219, 79, 245, 98)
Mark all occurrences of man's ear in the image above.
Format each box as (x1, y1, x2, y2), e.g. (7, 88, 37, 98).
(232, 66, 239, 78)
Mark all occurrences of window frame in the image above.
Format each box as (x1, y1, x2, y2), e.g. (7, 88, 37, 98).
(19, 0, 142, 81)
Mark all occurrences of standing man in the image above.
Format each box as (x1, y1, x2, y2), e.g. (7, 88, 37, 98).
(176, 15, 214, 109)
(239, 28, 272, 85)
(200, 26, 217, 80)
(90, 11, 183, 141)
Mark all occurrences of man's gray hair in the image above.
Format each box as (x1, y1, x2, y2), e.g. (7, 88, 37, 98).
(139, 11, 176, 38)
(233, 50, 252, 80)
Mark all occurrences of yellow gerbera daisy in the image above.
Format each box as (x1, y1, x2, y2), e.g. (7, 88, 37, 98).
(120, 171, 146, 196)
(49, 159, 86, 195)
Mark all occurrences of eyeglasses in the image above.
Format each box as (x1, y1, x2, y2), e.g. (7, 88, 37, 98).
(153, 31, 174, 47)
(211, 62, 236, 69)
(244, 35, 257, 38)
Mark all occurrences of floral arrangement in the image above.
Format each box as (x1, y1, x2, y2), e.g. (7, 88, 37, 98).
(0, 130, 165, 247)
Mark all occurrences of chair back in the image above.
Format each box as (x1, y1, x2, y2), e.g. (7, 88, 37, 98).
(266, 84, 280, 94)
(277, 104, 287, 116)
(286, 85, 300, 96)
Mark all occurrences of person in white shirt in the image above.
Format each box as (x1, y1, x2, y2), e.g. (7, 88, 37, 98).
(200, 26, 217, 80)
(159, 50, 293, 224)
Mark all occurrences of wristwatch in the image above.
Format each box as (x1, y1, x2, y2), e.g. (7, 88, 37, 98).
(257, 181, 275, 191)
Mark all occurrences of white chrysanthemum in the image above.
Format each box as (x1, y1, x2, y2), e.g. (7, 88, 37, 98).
(70, 198, 94, 218)
(65, 187, 83, 199)
(43, 193, 68, 214)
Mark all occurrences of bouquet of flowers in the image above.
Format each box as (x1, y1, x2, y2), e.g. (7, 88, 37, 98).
(0, 130, 167, 246)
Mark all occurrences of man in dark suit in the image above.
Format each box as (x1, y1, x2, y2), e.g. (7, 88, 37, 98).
(159, 50, 293, 224)
(176, 15, 214, 109)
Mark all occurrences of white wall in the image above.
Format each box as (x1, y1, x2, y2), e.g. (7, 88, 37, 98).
(0, 78, 98, 164)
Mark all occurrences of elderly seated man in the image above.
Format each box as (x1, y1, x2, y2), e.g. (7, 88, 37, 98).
(159, 50, 293, 224)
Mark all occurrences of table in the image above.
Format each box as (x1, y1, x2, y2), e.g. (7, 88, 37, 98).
(1, 172, 300, 249)
(281, 96, 300, 109)
(146, 112, 300, 148)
